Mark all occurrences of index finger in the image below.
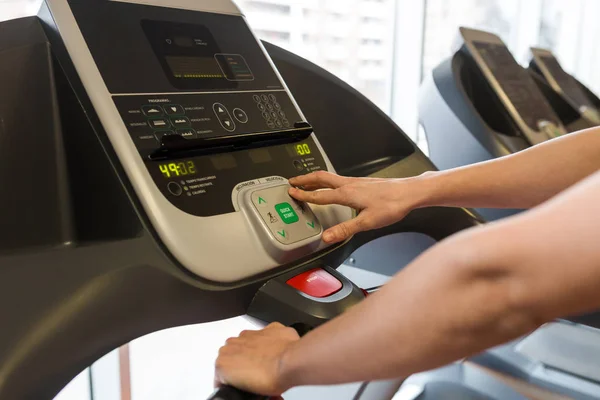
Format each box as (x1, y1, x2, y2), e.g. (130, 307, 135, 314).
(289, 171, 352, 191)
(289, 187, 351, 206)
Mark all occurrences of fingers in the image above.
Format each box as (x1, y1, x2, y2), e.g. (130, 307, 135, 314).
(322, 216, 368, 244)
(289, 187, 350, 206)
(289, 171, 352, 190)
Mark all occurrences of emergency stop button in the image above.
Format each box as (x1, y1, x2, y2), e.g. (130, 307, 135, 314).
(286, 268, 342, 298)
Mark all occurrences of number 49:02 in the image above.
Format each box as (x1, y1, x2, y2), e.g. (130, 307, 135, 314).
(159, 161, 197, 179)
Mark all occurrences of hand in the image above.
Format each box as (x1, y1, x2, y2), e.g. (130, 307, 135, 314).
(214, 323, 301, 397)
(289, 171, 427, 244)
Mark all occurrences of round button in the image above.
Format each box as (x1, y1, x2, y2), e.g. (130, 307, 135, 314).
(275, 120, 283, 128)
(253, 95, 261, 103)
(262, 111, 271, 120)
(269, 94, 277, 102)
(266, 103, 275, 111)
(257, 103, 267, 112)
(270, 111, 279, 120)
(168, 182, 183, 197)
(293, 160, 304, 171)
(261, 94, 269, 102)
(278, 110, 286, 119)
(282, 119, 291, 128)
(267, 120, 276, 129)
(233, 108, 249, 123)
(274, 102, 282, 110)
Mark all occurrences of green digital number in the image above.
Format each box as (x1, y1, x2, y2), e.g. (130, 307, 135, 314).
(159, 164, 171, 178)
(187, 161, 197, 174)
(302, 144, 311, 155)
(177, 162, 188, 176)
(296, 144, 305, 156)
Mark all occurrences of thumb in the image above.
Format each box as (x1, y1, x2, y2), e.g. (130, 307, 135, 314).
(322, 216, 367, 244)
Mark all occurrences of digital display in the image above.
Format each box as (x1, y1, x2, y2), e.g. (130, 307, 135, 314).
(473, 41, 559, 130)
(291, 143, 312, 156)
(540, 55, 596, 110)
(159, 161, 197, 179)
(165, 56, 224, 79)
(142, 20, 255, 89)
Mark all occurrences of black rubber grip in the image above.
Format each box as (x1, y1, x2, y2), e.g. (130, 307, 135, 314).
(207, 386, 267, 400)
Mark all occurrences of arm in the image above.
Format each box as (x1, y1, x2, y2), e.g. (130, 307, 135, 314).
(289, 127, 600, 243)
(215, 171, 600, 395)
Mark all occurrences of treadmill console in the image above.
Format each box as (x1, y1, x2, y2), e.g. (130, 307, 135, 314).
(530, 48, 600, 125)
(42, 0, 352, 282)
(460, 28, 566, 144)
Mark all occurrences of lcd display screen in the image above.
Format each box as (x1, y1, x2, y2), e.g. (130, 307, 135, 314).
(142, 20, 254, 89)
(540, 55, 595, 110)
(473, 41, 559, 130)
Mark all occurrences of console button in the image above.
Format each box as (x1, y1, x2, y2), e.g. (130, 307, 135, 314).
(221, 118, 236, 132)
(176, 128, 197, 139)
(267, 120, 276, 129)
(253, 95, 261, 103)
(262, 111, 271, 120)
(170, 116, 192, 128)
(293, 160, 304, 171)
(269, 94, 277, 102)
(275, 202, 299, 225)
(266, 103, 275, 111)
(168, 182, 183, 197)
(278, 110, 286, 119)
(149, 118, 171, 129)
(213, 103, 229, 117)
(142, 105, 164, 117)
(282, 119, 291, 128)
(270, 111, 279, 120)
(261, 94, 269, 102)
(233, 108, 249, 123)
(275, 120, 283, 128)
(164, 104, 185, 116)
(154, 130, 175, 142)
(286, 269, 343, 298)
(274, 102, 282, 110)
(276, 229, 290, 243)
(257, 103, 267, 112)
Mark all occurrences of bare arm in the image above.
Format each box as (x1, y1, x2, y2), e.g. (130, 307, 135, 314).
(289, 127, 600, 243)
(215, 171, 600, 395)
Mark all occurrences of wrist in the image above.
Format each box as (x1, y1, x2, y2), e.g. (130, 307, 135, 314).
(277, 341, 302, 392)
(405, 171, 441, 209)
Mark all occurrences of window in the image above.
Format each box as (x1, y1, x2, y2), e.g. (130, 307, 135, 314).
(238, 0, 397, 115)
(243, 0, 290, 16)
(422, 0, 520, 81)
(0, 0, 41, 21)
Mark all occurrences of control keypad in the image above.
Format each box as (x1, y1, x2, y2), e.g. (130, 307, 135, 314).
(250, 185, 322, 245)
(255, 94, 290, 129)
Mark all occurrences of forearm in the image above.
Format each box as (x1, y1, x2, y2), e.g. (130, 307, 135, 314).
(280, 171, 600, 388)
(416, 127, 600, 210)
(279, 225, 540, 387)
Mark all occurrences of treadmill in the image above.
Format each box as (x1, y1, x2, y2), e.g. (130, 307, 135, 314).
(419, 27, 568, 222)
(529, 47, 600, 126)
(0, 2, 575, 399)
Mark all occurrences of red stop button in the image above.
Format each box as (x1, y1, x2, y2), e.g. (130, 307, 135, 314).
(286, 268, 343, 298)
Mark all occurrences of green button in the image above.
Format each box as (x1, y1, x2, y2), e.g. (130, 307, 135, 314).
(275, 203, 299, 224)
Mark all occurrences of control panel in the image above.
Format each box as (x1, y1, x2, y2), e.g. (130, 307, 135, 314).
(238, 182, 323, 261)
(114, 91, 301, 158)
(50, 0, 354, 281)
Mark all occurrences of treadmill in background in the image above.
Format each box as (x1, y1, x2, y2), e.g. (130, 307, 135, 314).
(419, 27, 570, 222)
(529, 47, 600, 126)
